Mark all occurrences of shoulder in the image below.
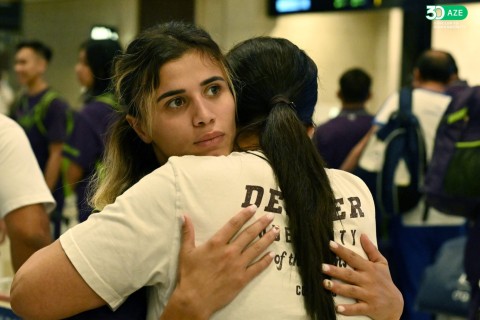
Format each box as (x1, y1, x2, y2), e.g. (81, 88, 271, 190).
(326, 169, 373, 200)
(169, 151, 262, 166)
(0, 115, 28, 147)
(314, 119, 340, 140)
(413, 88, 451, 105)
(167, 152, 269, 180)
(0, 114, 21, 131)
(374, 92, 400, 125)
(326, 168, 367, 187)
(42, 90, 70, 110)
(82, 100, 114, 118)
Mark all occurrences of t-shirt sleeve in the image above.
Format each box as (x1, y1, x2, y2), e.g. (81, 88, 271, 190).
(59, 163, 181, 310)
(0, 116, 55, 217)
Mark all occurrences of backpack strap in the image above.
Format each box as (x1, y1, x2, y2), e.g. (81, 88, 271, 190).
(14, 90, 59, 134)
(33, 90, 60, 136)
(93, 92, 119, 110)
(441, 86, 480, 152)
(376, 87, 428, 216)
(399, 87, 413, 115)
(398, 88, 429, 220)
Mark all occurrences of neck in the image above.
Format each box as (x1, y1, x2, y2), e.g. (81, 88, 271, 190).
(341, 103, 365, 111)
(417, 81, 446, 93)
(27, 78, 48, 96)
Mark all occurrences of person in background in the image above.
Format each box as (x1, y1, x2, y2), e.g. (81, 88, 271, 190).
(0, 114, 53, 272)
(10, 40, 72, 239)
(0, 50, 14, 115)
(0, 74, 14, 115)
(11, 22, 402, 320)
(443, 51, 480, 320)
(346, 49, 466, 320)
(313, 67, 373, 169)
(63, 38, 122, 223)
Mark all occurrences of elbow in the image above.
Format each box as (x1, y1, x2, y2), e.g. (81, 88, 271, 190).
(10, 272, 37, 319)
(10, 254, 51, 320)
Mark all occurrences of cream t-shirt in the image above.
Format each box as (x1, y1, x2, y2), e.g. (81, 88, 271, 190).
(61, 151, 377, 319)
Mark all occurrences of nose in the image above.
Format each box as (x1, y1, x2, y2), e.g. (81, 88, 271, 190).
(192, 99, 216, 127)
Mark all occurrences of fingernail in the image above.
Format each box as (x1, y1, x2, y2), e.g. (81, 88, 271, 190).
(329, 240, 338, 249)
(266, 212, 274, 221)
(324, 279, 333, 289)
(322, 263, 330, 272)
(272, 225, 280, 233)
(248, 204, 258, 213)
(269, 251, 275, 258)
(337, 305, 345, 313)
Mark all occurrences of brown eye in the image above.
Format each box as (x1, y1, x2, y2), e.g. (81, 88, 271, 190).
(206, 85, 221, 96)
(167, 97, 185, 109)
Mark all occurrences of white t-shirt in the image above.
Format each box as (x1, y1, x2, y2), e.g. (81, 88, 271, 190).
(0, 80, 14, 115)
(60, 151, 377, 320)
(375, 88, 465, 226)
(0, 114, 55, 218)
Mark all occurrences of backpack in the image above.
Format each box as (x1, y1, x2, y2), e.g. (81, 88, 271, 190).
(375, 87, 427, 216)
(12, 90, 74, 137)
(355, 87, 426, 217)
(423, 85, 480, 218)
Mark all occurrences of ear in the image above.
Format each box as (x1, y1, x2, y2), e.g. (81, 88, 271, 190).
(336, 90, 342, 101)
(37, 57, 48, 74)
(366, 91, 372, 101)
(412, 68, 421, 86)
(126, 115, 152, 143)
(306, 125, 315, 139)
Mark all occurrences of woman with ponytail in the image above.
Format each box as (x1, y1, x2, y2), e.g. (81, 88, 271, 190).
(11, 22, 402, 320)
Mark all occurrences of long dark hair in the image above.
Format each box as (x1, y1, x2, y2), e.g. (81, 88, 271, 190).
(227, 37, 336, 319)
(80, 39, 122, 97)
(90, 21, 233, 210)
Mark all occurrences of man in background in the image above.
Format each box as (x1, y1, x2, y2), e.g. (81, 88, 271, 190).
(313, 67, 373, 169)
(10, 40, 71, 238)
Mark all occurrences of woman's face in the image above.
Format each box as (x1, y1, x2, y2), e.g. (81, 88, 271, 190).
(75, 49, 94, 89)
(134, 51, 236, 164)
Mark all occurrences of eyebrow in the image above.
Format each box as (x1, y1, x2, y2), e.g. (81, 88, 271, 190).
(157, 89, 184, 102)
(156, 76, 226, 102)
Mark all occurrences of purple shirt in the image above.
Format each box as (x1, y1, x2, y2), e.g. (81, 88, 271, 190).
(12, 88, 70, 170)
(11, 88, 70, 210)
(64, 97, 118, 221)
(313, 109, 373, 169)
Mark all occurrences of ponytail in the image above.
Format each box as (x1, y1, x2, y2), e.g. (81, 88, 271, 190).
(262, 101, 336, 320)
(229, 37, 337, 319)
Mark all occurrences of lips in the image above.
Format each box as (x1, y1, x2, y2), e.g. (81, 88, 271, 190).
(194, 131, 225, 146)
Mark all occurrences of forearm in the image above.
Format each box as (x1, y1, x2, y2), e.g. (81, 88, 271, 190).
(9, 232, 51, 273)
(11, 241, 106, 319)
(160, 288, 210, 320)
(65, 161, 84, 191)
(44, 143, 63, 190)
(5, 204, 52, 272)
